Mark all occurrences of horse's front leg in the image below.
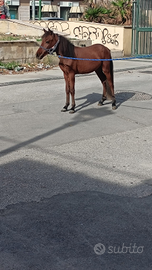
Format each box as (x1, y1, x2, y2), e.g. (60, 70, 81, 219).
(69, 71, 75, 113)
(61, 72, 70, 112)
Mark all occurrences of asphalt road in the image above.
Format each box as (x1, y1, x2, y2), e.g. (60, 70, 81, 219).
(0, 62, 152, 269)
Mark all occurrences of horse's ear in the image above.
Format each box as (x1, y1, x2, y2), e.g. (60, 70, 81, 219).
(48, 28, 53, 35)
(43, 28, 47, 33)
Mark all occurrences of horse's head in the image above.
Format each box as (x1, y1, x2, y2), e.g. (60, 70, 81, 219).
(36, 28, 58, 59)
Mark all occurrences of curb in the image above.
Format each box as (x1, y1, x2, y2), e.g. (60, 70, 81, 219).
(1, 64, 152, 87)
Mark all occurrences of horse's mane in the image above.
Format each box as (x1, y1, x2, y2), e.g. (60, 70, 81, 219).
(57, 35, 75, 58)
(42, 30, 75, 58)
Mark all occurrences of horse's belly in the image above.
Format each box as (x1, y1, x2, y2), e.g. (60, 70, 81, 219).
(76, 61, 101, 74)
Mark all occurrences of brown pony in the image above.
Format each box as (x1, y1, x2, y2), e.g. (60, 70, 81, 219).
(36, 29, 116, 113)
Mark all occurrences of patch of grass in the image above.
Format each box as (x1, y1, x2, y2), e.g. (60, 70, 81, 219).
(7, 36, 20, 41)
(0, 36, 20, 41)
(0, 61, 19, 70)
(0, 33, 42, 42)
(36, 38, 42, 42)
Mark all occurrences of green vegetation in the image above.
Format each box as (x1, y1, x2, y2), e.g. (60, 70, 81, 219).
(83, 0, 132, 25)
(0, 61, 19, 70)
(0, 36, 20, 41)
(84, 6, 111, 23)
(0, 55, 59, 73)
(36, 38, 42, 42)
(112, 0, 132, 24)
(0, 33, 42, 42)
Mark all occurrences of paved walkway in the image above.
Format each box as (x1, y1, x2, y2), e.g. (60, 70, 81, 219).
(0, 59, 152, 270)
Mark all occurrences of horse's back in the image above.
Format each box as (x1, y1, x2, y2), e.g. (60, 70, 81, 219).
(75, 43, 111, 59)
(73, 44, 112, 74)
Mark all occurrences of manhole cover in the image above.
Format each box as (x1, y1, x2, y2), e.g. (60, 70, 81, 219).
(115, 91, 152, 102)
(145, 179, 152, 186)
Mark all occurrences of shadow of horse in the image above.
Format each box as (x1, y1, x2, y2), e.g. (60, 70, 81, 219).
(0, 92, 136, 158)
(75, 91, 135, 111)
(115, 91, 135, 108)
(75, 93, 101, 112)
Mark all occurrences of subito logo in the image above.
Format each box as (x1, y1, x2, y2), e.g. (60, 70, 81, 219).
(94, 243, 106, 255)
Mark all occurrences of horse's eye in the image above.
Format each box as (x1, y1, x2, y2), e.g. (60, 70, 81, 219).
(46, 41, 50, 44)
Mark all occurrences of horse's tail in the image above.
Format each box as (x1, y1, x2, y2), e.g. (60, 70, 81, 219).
(106, 57, 114, 99)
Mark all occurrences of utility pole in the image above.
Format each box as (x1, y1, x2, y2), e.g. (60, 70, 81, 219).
(32, 0, 35, 20)
(39, 0, 41, 20)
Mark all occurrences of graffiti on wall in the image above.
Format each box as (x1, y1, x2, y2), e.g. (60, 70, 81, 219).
(31, 21, 119, 46)
(32, 21, 71, 35)
(73, 26, 119, 46)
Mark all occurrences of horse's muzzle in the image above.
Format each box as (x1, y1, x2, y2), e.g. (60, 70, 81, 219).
(36, 52, 41, 60)
(36, 49, 47, 60)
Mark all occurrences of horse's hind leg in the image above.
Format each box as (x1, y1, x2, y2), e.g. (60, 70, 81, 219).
(95, 67, 107, 106)
(102, 61, 116, 110)
(69, 71, 76, 113)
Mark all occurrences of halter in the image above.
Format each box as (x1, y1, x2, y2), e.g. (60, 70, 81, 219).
(39, 36, 60, 55)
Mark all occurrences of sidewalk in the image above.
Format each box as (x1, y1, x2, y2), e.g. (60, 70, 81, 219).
(0, 58, 152, 86)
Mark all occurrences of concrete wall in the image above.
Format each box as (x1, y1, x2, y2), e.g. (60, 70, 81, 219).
(0, 40, 39, 63)
(0, 20, 132, 56)
(32, 20, 124, 51)
(29, 20, 132, 55)
(0, 20, 44, 37)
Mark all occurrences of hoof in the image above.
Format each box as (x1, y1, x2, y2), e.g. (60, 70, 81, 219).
(69, 108, 75, 114)
(98, 100, 103, 106)
(61, 105, 68, 112)
(112, 99, 116, 110)
(98, 97, 106, 106)
(112, 104, 117, 110)
(69, 106, 75, 113)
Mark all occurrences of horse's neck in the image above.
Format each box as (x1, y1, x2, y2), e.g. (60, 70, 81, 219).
(54, 34, 60, 55)
(57, 35, 75, 58)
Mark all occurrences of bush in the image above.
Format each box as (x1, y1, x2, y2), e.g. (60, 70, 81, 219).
(0, 61, 19, 70)
(82, 0, 132, 25)
(84, 6, 112, 23)
(112, 0, 132, 24)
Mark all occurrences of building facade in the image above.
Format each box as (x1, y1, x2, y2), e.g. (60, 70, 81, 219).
(6, 0, 84, 20)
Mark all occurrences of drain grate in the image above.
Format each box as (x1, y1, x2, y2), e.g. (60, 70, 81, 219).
(115, 91, 152, 102)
